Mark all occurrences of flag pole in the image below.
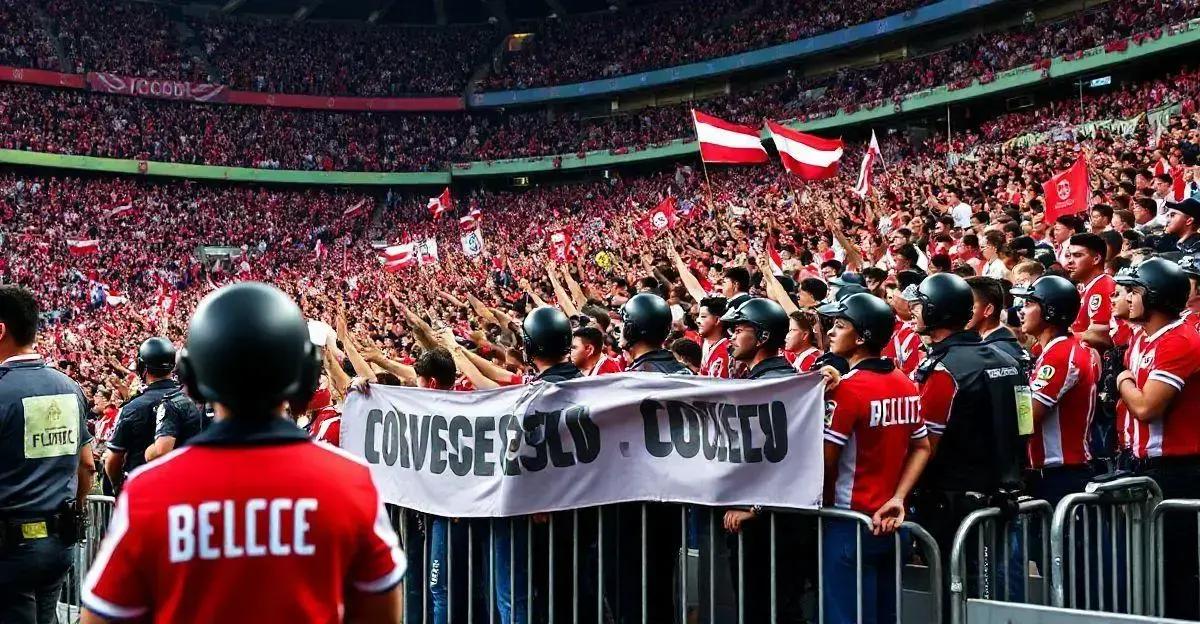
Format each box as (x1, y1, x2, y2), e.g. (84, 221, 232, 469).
(692, 109, 718, 216)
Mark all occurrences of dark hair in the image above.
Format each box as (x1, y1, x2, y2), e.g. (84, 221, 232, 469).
(669, 338, 702, 369)
(799, 277, 828, 302)
(638, 276, 660, 293)
(930, 254, 952, 273)
(699, 296, 728, 317)
(415, 347, 457, 389)
(861, 267, 887, 285)
(1114, 208, 1135, 225)
(580, 302, 611, 331)
(820, 259, 844, 274)
(1068, 232, 1108, 263)
(965, 276, 1004, 323)
(788, 310, 814, 334)
(983, 230, 1007, 254)
(896, 244, 920, 266)
(723, 266, 751, 292)
(0, 285, 38, 347)
(1091, 204, 1114, 220)
(572, 326, 605, 353)
(972, 211, 990, 226)
(1155, 173, 1174, 185)
(1055, 215, 1085, 232)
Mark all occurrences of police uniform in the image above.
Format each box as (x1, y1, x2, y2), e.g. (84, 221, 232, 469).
(982, 326, 1032, 378)
(0, 354, 91, 623)
(107, 379, 180, 481)
(626, 348, 691, 374)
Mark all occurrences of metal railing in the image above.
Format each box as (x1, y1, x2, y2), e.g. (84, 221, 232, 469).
(61, 495, 117, 621)
(1150, 497, 1200, 617)
(1049, 476, 1162, 616)
(948, 499, 1054, 624)
(388, 503, 943, 624)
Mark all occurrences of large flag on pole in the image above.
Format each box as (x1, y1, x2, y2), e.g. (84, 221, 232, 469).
(428, 188, 452, 219)
(1041, 156, 1090, 223)
(343, 199, 370, 220)
(766, 121, 843, 180)
(638, 196, 678, 236)
(691, 110, 769, 164)
(376, 244, 416, 272)
(852, 130, 883, 198)
(66, 239, 100, 256)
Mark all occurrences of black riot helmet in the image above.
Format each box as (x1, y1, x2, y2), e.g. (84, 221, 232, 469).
(1010, 275, 1080, 329)
(1114, 257, 1190, 316)
(619, 292, 672, 350)
(902, 272, 974, 332)
(719, 297, 789, 350)
(522, 306, 572, 361)
(177, 282, 319, 415)
(136, 337, 177, 377)
(817, 293, 896, 353)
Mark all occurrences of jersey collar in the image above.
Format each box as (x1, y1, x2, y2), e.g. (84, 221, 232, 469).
(1143, 318, 1185, 345)
(189, 415, 310, 446)
(1, 353, 42, 366)
(852, 357, 896, 373)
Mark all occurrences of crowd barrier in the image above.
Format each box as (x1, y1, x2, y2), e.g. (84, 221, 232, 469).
(66, 482, 1200, 623)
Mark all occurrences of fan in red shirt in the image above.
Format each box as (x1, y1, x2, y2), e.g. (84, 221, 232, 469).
(82, 283, 404, 624)
(883, 271, 927, 377)
(570, 326, 623, 375)
(696, 296, 732, 378)
(784, 310, 821, 372)
(1065, 233, 1116, 350)
(818, 292, 931, 624)
(1114, 258, 1200, 620)
(1012, 275, 1098, 505)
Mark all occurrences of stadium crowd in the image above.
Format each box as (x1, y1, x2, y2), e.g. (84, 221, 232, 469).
(0, 0, 57, 70)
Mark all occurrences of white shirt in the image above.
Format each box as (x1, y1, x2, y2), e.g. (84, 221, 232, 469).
(950, 202, 973, 228)
(983, 258, 1008, 279)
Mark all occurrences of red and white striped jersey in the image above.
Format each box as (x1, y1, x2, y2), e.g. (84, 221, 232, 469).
(882, 319, 923, 377)
(1071, 273, 1116, 334)
(824, 359, 927, 514)
(1125, 319, 1200, 459)
(791, 347, 821, 373)
(1182, 309, 1200, 334)
(1028, 336, 1099, 468)
(586, 353, 624, 376)
(701, 337, 731, 379)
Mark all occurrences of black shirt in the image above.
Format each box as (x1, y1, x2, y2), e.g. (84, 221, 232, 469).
(108, 379, 179, 475)
(627, 349, 692, 375)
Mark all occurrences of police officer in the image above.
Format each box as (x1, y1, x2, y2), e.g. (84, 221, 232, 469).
(523, 306, 583, 382)
(719, 297, 833, 623)
(905, 272, 1030, 607)
(104, 337, 198, 494)
(967, 276, 1031, 377)
(1114, 258, 1200, 619)
(620, 292, 690, 374)
(82, 282, 405, 623)
(0, 285, 96, 624)
(615, 293, 686, 623)
(816, 293, 932, 623)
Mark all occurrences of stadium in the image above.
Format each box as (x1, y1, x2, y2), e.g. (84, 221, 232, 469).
(1, 0, 1200, 621)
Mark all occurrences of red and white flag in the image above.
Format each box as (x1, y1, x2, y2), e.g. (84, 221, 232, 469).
(461, 228, 485, 257)
(639, 196, 678, 236)
(766, 238, 785, 276)
(376, 243, 416, 272)
(66, 239, 100, 256)
(314, 239, 327, 259)
(852, 130, 883, 198)
(1041, 156, 1090, 223)
(343, 199, 369, 219)
(766, 121, 844, 180)
(692, 109, 769, 164)
(428, 188, 452, 219)
(459, 215, 477, 232)
(549, 229, 574, 262)
(103, 201, 135, 219)
(417, 237, 440, 265)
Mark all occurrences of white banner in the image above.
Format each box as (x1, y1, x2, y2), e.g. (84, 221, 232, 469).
(341, 373, 825, 517)
(461, 228, 485, 257)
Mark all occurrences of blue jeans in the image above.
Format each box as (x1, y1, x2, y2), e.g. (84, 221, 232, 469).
(821, 517, 905, 624)
(492, 518, 528, 624)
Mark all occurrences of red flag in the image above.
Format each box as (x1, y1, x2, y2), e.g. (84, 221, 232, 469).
(103, 201, 135, 219)
(640, 196, 678, 236)
(428, 188, 452, 219)
(691, 109, 768, 164)
(459, 215, 477, 232)
(342, 199, 369, 220)
(852, 130, 883, 198)
(376, 244, 416, 272)
(1041, 156, 1091, 223)
(549, 229, 574, 262)
(766, 238, 784, 276)
(766, 121, 843, 180)
(66, 239, 100, 256)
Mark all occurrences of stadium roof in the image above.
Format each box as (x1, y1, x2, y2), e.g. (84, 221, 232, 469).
(173, 0, 640, 25)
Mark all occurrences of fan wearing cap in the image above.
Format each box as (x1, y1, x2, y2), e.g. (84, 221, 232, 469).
(1164, 196, 1200, 257)
(1011, 276, 1098, 504)
(816, 293, 931, 624)
(82, 283, 405, 624)
(1114, 258, 1200, 619)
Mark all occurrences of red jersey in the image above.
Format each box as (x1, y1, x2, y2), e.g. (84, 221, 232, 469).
(1028, 336, 1099, 468)
(824, 359, 927, 513)
(882, 319, 923, 377)
(791, 347, 821, 373)
(917, 363, 956, 437)
(310, 406, 341, 446)
(1071, 273, 1116, 334)
(1114, 320, 1142, 453)
(1125, 319, 1200, 459)
(586, 353, 623, 376)
(1182, 309, 1200, 334)
(701, 338, 731, 379)
(83, 422, 406, 623)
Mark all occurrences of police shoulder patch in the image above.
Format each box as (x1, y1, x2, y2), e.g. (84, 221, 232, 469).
(1037, 365, 1056, 381)
(155, 401, 167, 425)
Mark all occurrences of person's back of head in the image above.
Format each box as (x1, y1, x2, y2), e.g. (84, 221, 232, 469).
(415, 347, 457, 390)
(0, 285, 39, 358)
(669, 338, 702, 371)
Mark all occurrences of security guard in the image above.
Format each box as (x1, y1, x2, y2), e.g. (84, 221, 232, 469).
(104, 337, 196, 493)
(968, 276, 1032, 377)
(82, 282, 405, 623)
(523, 306, 584, 382)
(0, 285, 96, 624)
(615, 292, 686, 623)
(719, 297, 832, 623)
(905, 273, 1030, 606)
(817, 293, 931, 623)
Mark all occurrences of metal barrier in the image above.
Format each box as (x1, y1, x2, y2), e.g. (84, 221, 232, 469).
(60, 495, 117, 622)
(948, 499, 1054, 624)
(1049, 476, 1162, 616)
(1150, 497, 1200, 617)
(388, 503, 943, 624)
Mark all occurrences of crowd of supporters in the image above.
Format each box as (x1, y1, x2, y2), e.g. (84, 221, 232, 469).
(46, 0, 205, 80)
(0, 0, 56, 70)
